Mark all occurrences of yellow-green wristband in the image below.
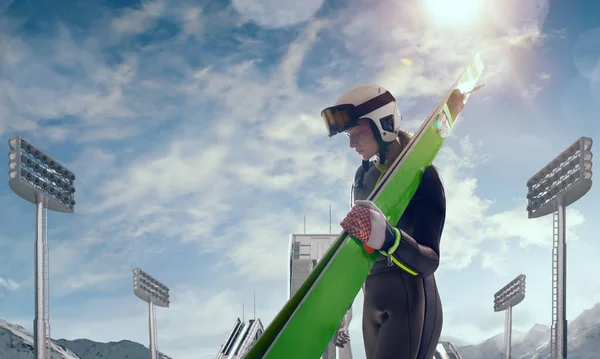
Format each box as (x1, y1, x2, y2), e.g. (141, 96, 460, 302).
(380, 227, 401, 257)
(388, 227, 401, 255)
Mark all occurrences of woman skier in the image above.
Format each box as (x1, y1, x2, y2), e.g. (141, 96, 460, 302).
(320, 84, 446, 359)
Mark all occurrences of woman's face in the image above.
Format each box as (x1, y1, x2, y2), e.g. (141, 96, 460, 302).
(345, 119, 379, 161)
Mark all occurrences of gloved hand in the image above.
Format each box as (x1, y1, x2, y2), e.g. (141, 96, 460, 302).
(334, 327, 351, 348)
(334, 311, 351, 348)
(340, 200, 395, 251)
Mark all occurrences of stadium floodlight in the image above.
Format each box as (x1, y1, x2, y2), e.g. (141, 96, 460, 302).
(526, 137, 592, 219)
(133, 268, 170, 359)
(526, 137, 592, 359)
(494, 274, 526, 359)
(8, 136, 76, 359)
(494, 274, 526, 312)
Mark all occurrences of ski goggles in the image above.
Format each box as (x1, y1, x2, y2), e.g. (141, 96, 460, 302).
(321, 91, 396, 137)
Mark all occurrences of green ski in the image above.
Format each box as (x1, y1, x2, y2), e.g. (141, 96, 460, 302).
(244, 53, 485, 359)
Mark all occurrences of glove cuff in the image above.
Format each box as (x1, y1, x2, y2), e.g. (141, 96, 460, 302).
(381, 222, 400, 252)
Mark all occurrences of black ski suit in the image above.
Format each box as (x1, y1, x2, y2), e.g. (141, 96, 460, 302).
(352, 161, 445, 359)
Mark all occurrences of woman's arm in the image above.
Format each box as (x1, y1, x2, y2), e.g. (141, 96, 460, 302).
(384, 165, 446, 277)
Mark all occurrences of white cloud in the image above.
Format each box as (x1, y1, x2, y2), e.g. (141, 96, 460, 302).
(432, 137, 585, 272)
(1, 29, 139, 142)
(139, 0, 168, 18)
(434, 138, 494, 269)
(0, 276, 20, 291)
(521, 72, 552, 98)
(572, 28, 600, 82)
(231, 0, 326, 28)
(96, 140, 230, 211)
(177, 5, 204, 39)
(336, 0, 551, 108)
(110, 4, 162, 35)
(0, 0, 12, 14)
(276, 19, 330, 93)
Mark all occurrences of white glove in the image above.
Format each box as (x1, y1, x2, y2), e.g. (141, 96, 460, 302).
(340, 200, 390, 250)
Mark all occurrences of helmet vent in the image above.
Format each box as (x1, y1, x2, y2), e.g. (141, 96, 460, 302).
(380, 115, 394, 132)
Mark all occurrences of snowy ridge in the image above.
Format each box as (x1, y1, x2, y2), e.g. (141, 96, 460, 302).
(56, 338, 173, 359)
(459, 302, 600, 359)
(0, 318, 172, 359)
(0, 318, 80, 359)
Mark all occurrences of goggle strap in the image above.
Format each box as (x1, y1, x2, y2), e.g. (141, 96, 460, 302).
(354, 91, 395, 118)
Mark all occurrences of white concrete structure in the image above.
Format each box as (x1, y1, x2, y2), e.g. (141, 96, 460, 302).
(215, 318, 264, 359)
(288, 234, 353, 359)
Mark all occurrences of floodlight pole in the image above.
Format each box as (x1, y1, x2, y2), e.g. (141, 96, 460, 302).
(554, 195, 567, 359)
(33, 196, 46, 359)
(505, 305, 512, 359)
(149, 299, 157, 359)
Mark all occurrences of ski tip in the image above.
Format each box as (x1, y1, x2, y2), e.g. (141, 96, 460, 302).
(465, 83, 486, 95)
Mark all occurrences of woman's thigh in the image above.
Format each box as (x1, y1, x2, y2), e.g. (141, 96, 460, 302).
(362, 269, 425, 359)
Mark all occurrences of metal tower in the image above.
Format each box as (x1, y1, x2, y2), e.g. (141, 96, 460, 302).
(526, 137, 593, 359)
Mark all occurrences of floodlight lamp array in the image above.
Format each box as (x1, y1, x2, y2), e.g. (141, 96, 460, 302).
(8, 136, 76, 212)
(494, 274, 526, 312)
(581, 137, 593, 176)
(526, 137, 593, 218)
(527, 142, 580, 188)
(494, 292, 525, 312)
(133, 268, 170, 307)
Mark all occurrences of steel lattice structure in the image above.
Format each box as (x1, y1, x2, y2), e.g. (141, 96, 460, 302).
(526, 137, 593, 359)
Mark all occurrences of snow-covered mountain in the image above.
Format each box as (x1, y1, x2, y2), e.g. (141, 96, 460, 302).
(459, 302, 600, 359)
(0, 319, 172, 359)
(458, 328, 529, 359)
(0, 319, 79, 359)
(57, 339, 172, 359)
(440, 335, 471, 347)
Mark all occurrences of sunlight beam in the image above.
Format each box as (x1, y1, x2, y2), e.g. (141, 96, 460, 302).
(424, 0, 483, 26)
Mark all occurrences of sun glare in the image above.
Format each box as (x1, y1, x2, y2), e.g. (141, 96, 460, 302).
(423, 0, 483, 26)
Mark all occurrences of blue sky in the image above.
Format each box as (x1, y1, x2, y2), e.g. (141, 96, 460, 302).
(0, 0, 599, 357)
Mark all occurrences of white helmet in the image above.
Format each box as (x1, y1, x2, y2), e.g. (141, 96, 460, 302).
(322, 84, 402, 143)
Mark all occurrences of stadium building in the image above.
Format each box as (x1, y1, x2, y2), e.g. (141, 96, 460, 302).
(214, 317, 264, 359)
(288, 233, 352, 359)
